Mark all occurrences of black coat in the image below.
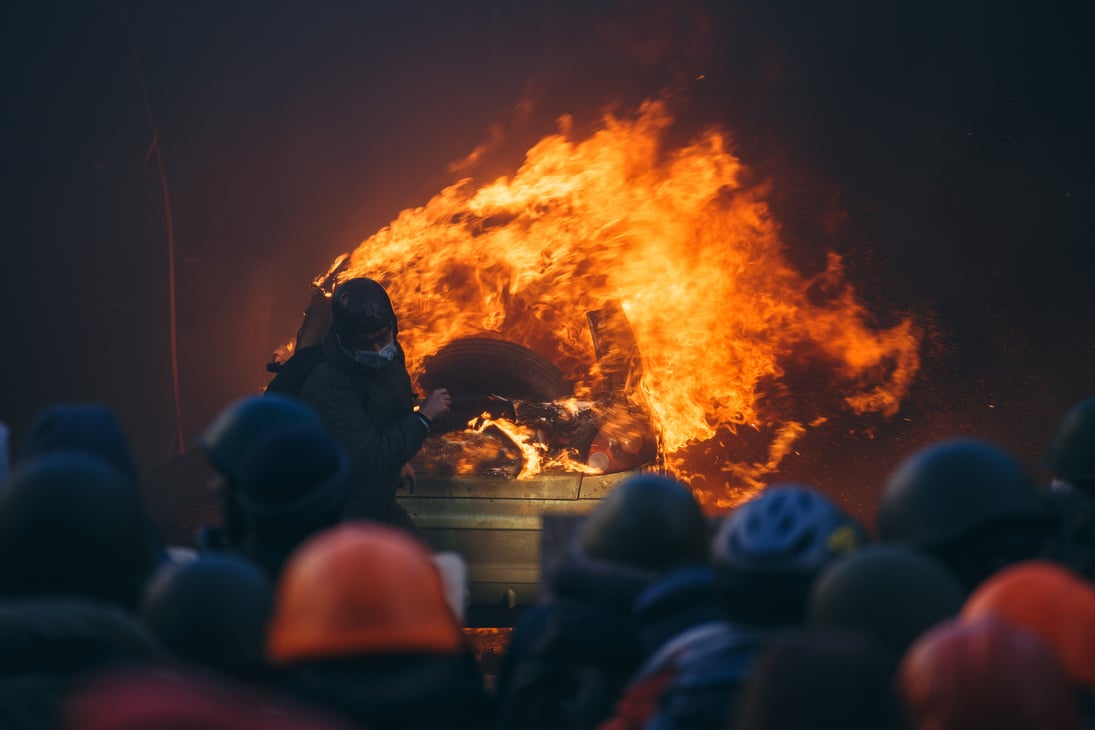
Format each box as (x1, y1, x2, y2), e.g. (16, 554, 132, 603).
(299, 329, 428, 525)
(278, 652, 493, 730)
(496, 555, 653, 730)
(0, 599, 163, 730)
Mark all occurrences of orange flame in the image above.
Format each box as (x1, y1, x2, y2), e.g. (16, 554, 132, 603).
(321, 101, 921, 505)
(471, 414, 602, 480)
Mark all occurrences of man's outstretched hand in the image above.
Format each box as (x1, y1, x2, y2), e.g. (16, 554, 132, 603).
(420, 387, 452, 421)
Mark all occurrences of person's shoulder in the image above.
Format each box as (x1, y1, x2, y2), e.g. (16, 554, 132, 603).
(299, 357, 358, 397)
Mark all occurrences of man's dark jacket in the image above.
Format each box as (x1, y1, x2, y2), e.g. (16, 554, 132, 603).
(299, 328, 427, 526)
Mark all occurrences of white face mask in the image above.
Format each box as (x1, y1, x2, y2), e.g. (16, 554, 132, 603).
(377, 341, 398, 361)
(353, 341, 398, 368)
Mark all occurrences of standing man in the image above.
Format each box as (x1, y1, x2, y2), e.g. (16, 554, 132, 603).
(299, 277, 451, 532)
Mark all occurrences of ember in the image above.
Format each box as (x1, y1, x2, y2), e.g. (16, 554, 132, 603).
(316, 101, 921, 507)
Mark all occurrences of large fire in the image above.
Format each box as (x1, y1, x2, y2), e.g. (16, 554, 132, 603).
(317, 101, 921, 507)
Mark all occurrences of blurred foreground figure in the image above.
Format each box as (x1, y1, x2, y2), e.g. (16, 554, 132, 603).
(962, 561, 1095, 700)
(297, 277, 451, 531)
(808, 545, 964, 659)
(196, 394, 325, 557)
(140, 554, 275, 685)
(497, 473, 708, 730)
(233, 425, 350, 580)
(65, 668, 355, 730)
(877, 439, 1053, 591)
(0, 453, 153, 609)
(20, 404, 140, 483)
(0, 454, 163, 730)
(602, 484, 866, 730)
(1044, 397, 1095, 495)
(733, 630, 909, 730)
(899, 618, 1079, 730)
(1041, 397, 1095, 580)
(19, 403, 169, 571)
(267, 523, 491, 730)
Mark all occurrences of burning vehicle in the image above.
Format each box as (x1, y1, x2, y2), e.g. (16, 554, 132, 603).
(273, 102, 922, 620)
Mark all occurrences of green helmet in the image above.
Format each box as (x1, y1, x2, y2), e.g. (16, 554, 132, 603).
(577, 473, 708, 572)
(877, 439, 1046, 549)
(199, 394, 323, 481)
(807, 545, 965, 657)
(1043, 397, 1095, 484)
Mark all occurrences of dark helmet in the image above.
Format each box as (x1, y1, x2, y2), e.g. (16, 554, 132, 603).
(139, 554, 274, 681)
(713, 484, 866, 576)
(807, 545, 965, 658)
(198, 394, 322, 481)
(577, 473, 708, 573)
(1043, 397, 1095, 485)
(330, 277, 397, 340)
(877, 439, 1047, 549)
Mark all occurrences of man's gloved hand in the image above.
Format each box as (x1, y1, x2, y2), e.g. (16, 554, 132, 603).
(420, 388, 452, 421)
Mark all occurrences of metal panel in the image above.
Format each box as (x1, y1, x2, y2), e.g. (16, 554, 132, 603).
(410, 473, 583, 500)
(399, 496, 601, 530)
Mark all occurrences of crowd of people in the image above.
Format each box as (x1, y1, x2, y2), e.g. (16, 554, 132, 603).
(0, 275, 1092, 730)
(1, 391, 1093, 729)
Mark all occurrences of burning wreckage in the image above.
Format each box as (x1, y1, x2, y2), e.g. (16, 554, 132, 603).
(271, 102, 922, 619)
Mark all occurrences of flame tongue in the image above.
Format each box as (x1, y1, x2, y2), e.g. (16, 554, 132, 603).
(327, 101, 921, 501)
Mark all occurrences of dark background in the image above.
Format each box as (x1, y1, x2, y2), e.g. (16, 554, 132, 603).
(3, 1, 1093, 518)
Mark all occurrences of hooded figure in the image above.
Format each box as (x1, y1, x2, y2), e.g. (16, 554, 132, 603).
(497, 474, 709, 730)
(20, 404, 140, 482)
(0, 453, 153, 609)
(298, 277, 450, 532)
(234, 424, 350, 580)
(0, 454, 164, 730)
(196, 393, 325, 552)
(19, 403, 168, 570)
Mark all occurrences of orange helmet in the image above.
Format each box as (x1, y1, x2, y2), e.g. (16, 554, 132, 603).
(267, 523, 462, 664)
(962, 560, 1095, 691)
(899, 618, 1079, 730)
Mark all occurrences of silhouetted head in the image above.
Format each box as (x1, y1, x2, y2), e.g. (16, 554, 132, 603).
(878, 439, 1052, 591)
(577, 473, 708, 573)
(235, 425, 350, 580)
(807, 545, 965, 658)
(0, 453, 151, 608)
(140, 554, 275, 681)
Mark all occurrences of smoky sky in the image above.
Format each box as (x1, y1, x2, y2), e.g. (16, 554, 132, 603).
(2, 0, 1092, 511)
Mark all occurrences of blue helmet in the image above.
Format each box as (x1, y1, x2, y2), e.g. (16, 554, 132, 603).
(714, 484, 865, 577)
(712, 484, 867, 625)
